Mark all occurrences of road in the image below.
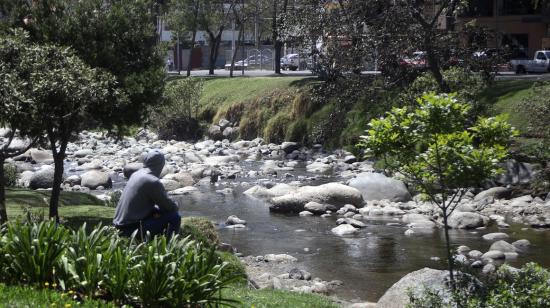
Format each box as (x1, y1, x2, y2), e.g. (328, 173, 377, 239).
(169, 69, 550, 80)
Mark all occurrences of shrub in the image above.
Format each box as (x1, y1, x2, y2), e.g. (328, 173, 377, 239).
(285, 119, 309, 144)
(2, 220, 69, 285)
(408, 263, 550, 308)
(4, 163, 18, 187)
(150, 78, 204, 141)
(264, 112, 292, 143)
(181, 216, 220, 247)
(104, 190, 121, 208)
(217, 251, 247, 283)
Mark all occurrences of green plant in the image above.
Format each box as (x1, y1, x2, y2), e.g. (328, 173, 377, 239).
(359, 93, 515, 286)
(57, 224, 116, 296)
(264, 112, 292, 143)
(2, 220, 69, 285)
(104, 190, 121, 208)
(102, 235, 142, 304)
(181, 216, 220, 247)
(3, 163, 18, 188)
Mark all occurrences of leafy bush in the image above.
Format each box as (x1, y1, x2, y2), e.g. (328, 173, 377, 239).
(3, 163, 18, 187)
(2, 220, 69, 285)
(150, 77, 204, 141)
(104, 190, 121, 208)
(404, 67, 488, 116)
(264, 112, 292, 143)
(217, 251, 247, 284)
(408, 263, 550, 308)
(0, 221, 243, 307)
(285, 119, 309, 144)
(181, 216, 219, 247)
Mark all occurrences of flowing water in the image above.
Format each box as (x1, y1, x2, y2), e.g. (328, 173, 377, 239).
(168, 162, 550, 302)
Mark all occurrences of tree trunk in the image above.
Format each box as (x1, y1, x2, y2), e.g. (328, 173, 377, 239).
(425, 35, 449, 92)
(272, 1, 280, 74)
(49, 139, 68, 222)
(230, 24, 244, 77)
(442, 209, 455, 289)
(0, 158, 7, 224)
(187, 30, 197, 77)
(207, 29, 223, 75)
(274, 41, 282, 74)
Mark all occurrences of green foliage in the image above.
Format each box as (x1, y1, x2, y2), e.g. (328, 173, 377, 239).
(0, 0, 166, 131)
(181, 216, 220, 247)
(104, 190, 121, 208)
(150, 78, 204, 141)
(404, 67, 488, 115)
(264, 112, 292, 143)
(0, 283, 114, 307)
(285, 119, 309, 144)
(224, 286, 339, 308)
(0, 221, 244, 307)
(217, 251, 247, 283)
(3, 163, 18, 187)
(520, 81, 550, 147)
(1, 220, 70, 285)
(408, 263, 550, 308)
(360, 93, 514, 197)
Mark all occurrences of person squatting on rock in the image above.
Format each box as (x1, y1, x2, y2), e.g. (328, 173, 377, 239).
(113, 150, 181, 238)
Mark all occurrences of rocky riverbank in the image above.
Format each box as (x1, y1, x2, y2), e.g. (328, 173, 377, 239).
(2, 127, 549, 306)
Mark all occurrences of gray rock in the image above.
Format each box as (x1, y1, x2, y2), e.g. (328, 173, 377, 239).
(457, 245, 470, 254)
(305, 161, 333, 174)
(448, 212, 489, 229)
(482, 233, 509, 241)
(512, 239, 530, 252)
(123, 162, 143, 178)
(474, 187, 510, 202)
(29, 166, 56, 189)
(489, 240, 516, 253)
(269, 183, 363, 213)
(222, 127, 239, 140)
(481, 250, 505, 260)
(468, 250, 483, 259)
(64, 175, 81, 186)
(304, 201, 337, 214)
(281, 142, 300, 154)
(337, 218, 367, 228)
(331, 224, 359, 236)
(377, 268, 453, 308)
(226, 215, 247, 225)
(289, 268, 311, 280)
(299, 211, 314, 216)
(74, 149, 94, 158)
(218, 118, 231, 129)
(208, 125, 223, 140)
(29, 150, 53, 164)
(344, 155, 357, 164)
(81, 170, 112, 190)
(348, 172, 411, 202)
(163, 172, 195, 187)
(160, 179, 181, 192)
(482, 263, 496, 274)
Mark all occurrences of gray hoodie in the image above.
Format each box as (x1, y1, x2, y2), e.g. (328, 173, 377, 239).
(113, 150, 179, 226)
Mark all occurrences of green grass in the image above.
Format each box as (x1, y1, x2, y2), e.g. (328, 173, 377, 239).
(198, 77, 313, 118)
(0, 283, 114, 307)
(224, 285, 339, 308)
(480, 80, 536, 133)
(6, 188, 104, 208)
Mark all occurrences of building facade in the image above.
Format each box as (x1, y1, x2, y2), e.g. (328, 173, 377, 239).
(458, 0, 550, 57)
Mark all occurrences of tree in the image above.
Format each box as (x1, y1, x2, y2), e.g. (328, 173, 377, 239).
(358, 93, 515, 287)
(199, 0, 236, 75)
(0, 0, 165, 133)
(271, 0, 288, 74)
(30, 45, 126, 221)
(167, 0, 202, 77)
(0, 31, 42, 223)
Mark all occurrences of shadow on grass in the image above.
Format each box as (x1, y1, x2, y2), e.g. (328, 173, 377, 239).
(479, 80, 535, 105)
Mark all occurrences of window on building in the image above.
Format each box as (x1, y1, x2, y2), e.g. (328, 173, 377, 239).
(460, 0, 494, 17)
(499, 0, 538, 16)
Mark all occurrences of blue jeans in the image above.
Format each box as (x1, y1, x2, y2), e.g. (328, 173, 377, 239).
(118, 211, 181, 239)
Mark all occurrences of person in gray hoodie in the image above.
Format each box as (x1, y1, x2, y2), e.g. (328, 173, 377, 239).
(113, 150, 181, 238)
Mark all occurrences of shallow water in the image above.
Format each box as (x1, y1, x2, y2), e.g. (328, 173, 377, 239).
(175, 182, 550, 302)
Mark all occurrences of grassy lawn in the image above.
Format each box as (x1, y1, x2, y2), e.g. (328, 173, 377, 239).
(198, 77, 313, 117)
(480, 80, 536, 133)
(0, 284, 114, 307)
(5, 188, 114, 228)
(225, 285, 339, 308)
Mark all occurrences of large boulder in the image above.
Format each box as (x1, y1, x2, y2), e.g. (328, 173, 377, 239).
(163, 172, 195, 187)
(474, 187, 510, 202)
(123, 162, 143, 178)
(208, 125, 223, 141)
(29, 149, 53, 164)
(29, 166, 56, 189)
(160, 179, 181, 192)
(269, 183, 363, 213)
(331, 224, 359, 236)
(244, 183, 299, 199)
(281, 142, 300, 154)
(81, 170, 112, 190)
(348, 173, 411, 202)
(377, 268, 452, 308)
(448, 212, 489, 229)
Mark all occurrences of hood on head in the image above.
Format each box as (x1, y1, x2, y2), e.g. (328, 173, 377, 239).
(143, 150, 165, 177)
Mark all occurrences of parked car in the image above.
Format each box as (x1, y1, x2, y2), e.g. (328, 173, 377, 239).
(510, 50, 550, 74)
(399, 51, 428, 70)
(281, 54, 300, 71)
(224, 54, 272, 70)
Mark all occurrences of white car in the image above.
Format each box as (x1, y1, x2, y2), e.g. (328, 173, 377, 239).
(281, 54, 300, 71)
(510, 50, 550, 74)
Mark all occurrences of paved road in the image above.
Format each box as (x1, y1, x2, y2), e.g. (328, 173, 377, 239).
(169, 69, 550, 80)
